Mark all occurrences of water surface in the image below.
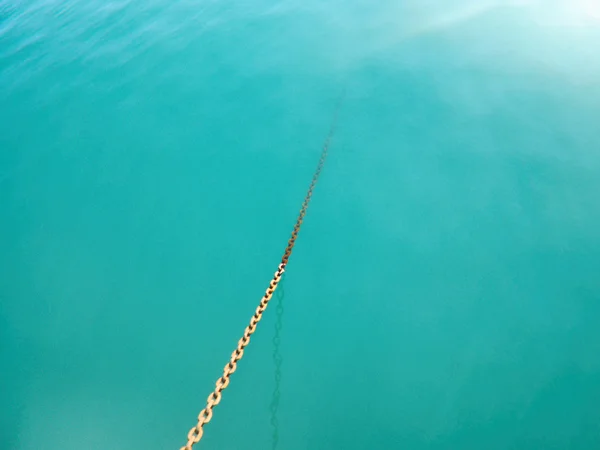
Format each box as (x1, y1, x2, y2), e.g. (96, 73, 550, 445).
(2, 1, 600, 449)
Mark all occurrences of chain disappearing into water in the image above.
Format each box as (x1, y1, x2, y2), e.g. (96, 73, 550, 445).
(181, 94, 344, 450)
(270, 276, 284, 450)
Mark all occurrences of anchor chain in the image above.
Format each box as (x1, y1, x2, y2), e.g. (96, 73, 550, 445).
(181, 94, 343, 449)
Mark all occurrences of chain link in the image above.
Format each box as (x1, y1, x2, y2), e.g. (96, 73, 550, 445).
(181, 94, 344, 450)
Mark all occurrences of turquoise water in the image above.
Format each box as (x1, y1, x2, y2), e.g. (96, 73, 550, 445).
(2, 1, 600, 449)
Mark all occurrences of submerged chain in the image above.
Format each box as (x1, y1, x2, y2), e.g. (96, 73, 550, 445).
(181, 94, 343, 450)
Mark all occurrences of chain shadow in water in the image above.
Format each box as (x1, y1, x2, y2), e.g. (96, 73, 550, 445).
(270, 275, 285, 450)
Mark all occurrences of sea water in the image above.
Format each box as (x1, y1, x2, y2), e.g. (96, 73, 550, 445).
(2, 1, 600, 449)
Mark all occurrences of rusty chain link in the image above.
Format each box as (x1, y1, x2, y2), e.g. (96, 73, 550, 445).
(181, 94, 344, 450)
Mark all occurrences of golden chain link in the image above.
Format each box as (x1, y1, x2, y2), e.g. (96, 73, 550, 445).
(181, 94, 344, 450)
